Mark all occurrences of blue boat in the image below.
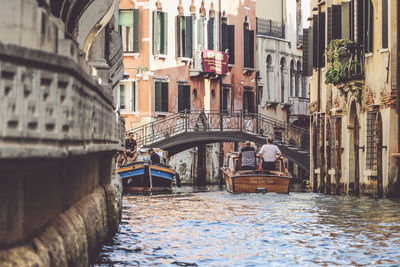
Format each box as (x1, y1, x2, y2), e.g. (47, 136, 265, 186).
(117, 161, 181, 192)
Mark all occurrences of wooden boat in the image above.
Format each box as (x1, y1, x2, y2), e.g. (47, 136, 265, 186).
(221, 152, 292, 194)
(117, 161, 181, 193)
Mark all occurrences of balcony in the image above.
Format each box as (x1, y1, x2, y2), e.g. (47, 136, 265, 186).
(325, 40, 364, 99)
(290, 97, 310, 118)
(256, 18, 286, 39)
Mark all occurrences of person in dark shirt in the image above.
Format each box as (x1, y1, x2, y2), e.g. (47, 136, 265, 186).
(124, 132, 137, 163)
(149, 148, 161, 165)
(239, 141, 257, 170)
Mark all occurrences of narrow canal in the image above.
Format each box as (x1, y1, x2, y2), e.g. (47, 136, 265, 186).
(95, 186, 400, 266)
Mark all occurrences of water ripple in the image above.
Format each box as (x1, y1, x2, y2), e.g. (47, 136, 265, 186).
(94, 188, 400, 266)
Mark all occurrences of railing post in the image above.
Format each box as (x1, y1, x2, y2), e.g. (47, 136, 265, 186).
(220, 111, 223, 131)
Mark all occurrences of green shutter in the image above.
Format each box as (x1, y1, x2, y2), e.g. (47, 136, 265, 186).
(162, 12, 168, 54)
(132, 9, 140, 53)
(207, 18, 214, 50)
(131, 82, 136, 112)
(312, 15, 318, 68)
(176, 16, 181, 57)
(185, 16, 193, 58)
(382, 0, 388, 49)
(227, 25, 235, 64)
(162, 82, 169, 112)
(318, 12, 326, 68)
(120, 84, 125, 109)
(155, 82, 161, 111)
(153, 11, 158, 54)
(249, 30, 254, 68)
(303, 28, 313, 76)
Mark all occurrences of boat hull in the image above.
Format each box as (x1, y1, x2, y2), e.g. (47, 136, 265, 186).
(222, 167, 291, 194)
(117, 163, 174, 192)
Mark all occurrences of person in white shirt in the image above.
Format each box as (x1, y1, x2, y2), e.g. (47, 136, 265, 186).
(258, 138, 282, 171)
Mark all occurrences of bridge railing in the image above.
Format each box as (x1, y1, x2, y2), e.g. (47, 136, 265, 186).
(129, 110, 309, 151)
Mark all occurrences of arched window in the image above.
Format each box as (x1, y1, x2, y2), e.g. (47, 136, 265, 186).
(280, 57, 287, 103)
(296, 60, 302, 97)
(290, 60, 295, 97)
(266, 55, 274, 101)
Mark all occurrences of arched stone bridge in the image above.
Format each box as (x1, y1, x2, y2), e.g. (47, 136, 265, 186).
(130, 110, 310, 174)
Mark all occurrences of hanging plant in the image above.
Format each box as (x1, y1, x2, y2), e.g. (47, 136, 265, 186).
(325, 39, 361, 86)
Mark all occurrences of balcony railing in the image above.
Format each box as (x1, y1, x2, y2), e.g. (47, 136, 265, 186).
(256, 18, 286, 39)
(290, 97, 310, 117)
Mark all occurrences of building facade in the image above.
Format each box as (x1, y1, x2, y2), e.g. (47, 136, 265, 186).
(256, 0, 311, 184)
(305, 0, 400, 197)
(117, 0, 256, 184)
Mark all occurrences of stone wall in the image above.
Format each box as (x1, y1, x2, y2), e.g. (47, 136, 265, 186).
(0, 0, 124, 265)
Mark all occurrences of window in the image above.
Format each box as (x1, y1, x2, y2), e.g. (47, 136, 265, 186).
(280, 57, 287, 103)
(196, 17, 205, 50)
(312, 12, 326, 68)
(243, 20, 254, 68)
(221, 23, 235, 64)
(366, 111, 377, 170)
(266, 55, 274, 101)
(243, 89, 254, 113)
(327, 5, 342, 44)
(207, 17, 217, 50)
(290, 60, 295, 97)
(119, 9, 140, 53)
(120, 84, 125, 110)
(153, 11, 168, 55)
(222, 86, 231, 112)
(382, 0, 388, 49)
(155, 81, 168, 112)
(357, 0, 374, 52)
(118, 83, 137, 112)
(177, 16, 193, 58)
(178, 84, 191, 112)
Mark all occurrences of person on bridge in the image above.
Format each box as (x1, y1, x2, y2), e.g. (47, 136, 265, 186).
(239, 141, 257, 170)
(149, 148, 161, 165)
(124, 132, 137, 163)
(258, 138, 282, 171)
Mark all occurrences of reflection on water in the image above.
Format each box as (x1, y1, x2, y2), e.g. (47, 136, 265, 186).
(95, 186, 400, 266)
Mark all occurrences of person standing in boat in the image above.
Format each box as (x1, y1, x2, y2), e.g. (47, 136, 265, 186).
(149, 148, 161, 165)
(239, 141, 257, 170)
(124, 132, 137, 163)
(258, 138, 282, 171)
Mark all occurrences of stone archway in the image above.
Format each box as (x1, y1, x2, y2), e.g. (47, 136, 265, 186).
(349, 102, 360, 195)
(375, 112, 383, 197)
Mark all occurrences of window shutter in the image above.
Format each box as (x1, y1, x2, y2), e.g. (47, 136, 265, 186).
(243, 29, 249, 68)
(155, 82, 161, 111)
(332, 5, 342, 40)
(366, 0, 373, 52)
(207, 18, 214, 50)
(249, 30, 254, 68)
(133, 9, 140, 53)
(162, 82, 169, 112)
(162, 12, 168, 54)
(303, 28, 313, 76)
(153, 11, 158, 54)
(176, 16, 181, 57)
(327, 7, 332, 45)
(221, 23, 228, 52)
(341, 2, 352, 40)
(318, 12, 325, 67)
(131, 82, 136, 112)
(312, 15, 318, 68)
(382, 0, 388, 48)
(197, 17, 204, 50)
(227, 25, 235, 64)
(178, 85, 183, 112)
(185, 16, 193, 58)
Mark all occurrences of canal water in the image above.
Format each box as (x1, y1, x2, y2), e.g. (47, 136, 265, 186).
(95, 186, 400, 266)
